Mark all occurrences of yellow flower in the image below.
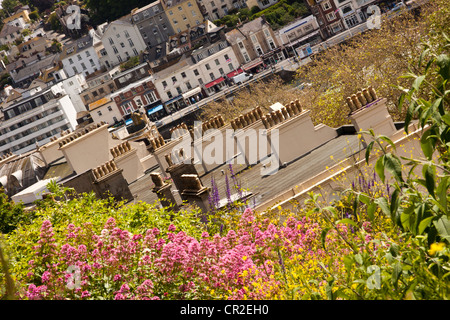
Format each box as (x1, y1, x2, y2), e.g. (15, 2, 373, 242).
(428, 243, 445, 255)
(242, 256, 247, 261)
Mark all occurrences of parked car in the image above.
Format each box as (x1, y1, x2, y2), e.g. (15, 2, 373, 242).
(231, 72, 253, 85)
(391, 2, 406, 11)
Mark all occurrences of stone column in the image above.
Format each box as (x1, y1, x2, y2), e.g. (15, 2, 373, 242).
(165, 154, 200, 201)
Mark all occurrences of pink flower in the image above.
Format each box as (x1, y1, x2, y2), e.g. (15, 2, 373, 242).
(41, 271, 51, 282)
(114, 293, 125, 300)
(81, 291, 91, 298)
(168, 224, 176, 232)
(114, 274, 122, 282)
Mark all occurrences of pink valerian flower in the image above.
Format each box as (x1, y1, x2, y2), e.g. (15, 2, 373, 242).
(114, 293, 125, 300)
(81, 291, 91, 298)
(114, 274, 122, 282)
(41, 271, 51, 282)
(168, 224, 176, 232)
(104, 217, 116, 230)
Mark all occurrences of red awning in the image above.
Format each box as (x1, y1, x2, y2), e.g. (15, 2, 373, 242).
(226, 68, 243, 78)
(205, 77, 225, 89)
(242, 58, 263, 71)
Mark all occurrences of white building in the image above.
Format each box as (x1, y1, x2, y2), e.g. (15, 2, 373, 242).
(60, 34, 102, 78)
(99, 17, 147, 68)
(88, 97, 123, 125)
(51, 74, 89, 114)
(152, 40, 240, 112)
(200, 0, 247, 21)
(333, 0, 379, 29)
(0, 88, 78, 155)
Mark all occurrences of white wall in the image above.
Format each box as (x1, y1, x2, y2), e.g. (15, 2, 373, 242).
(61, 46, 102, 78)
(101, 21, 147, 68)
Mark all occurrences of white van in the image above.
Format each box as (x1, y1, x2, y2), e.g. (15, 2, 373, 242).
(232, 72, 253, 85)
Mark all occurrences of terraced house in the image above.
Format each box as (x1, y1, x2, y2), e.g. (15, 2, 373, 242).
(161, 0, 204, 34)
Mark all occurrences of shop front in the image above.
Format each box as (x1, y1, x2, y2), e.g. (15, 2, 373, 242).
(241, 58, 265, 74)
(182, 86, 204, 106)
(204, 77, 228, 96)
(163, 95, 187, 114)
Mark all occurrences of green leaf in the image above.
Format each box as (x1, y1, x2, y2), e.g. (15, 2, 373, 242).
(418, 216, 434, 235)
(375, 156, 385, 183)
(336, 218, 359, 228)
(422, 165, 435, 198)
(434, 215, 450, 241)
(420, 129, 434, 160)
(384, 153, 403, 183)
(389, 243, 399, 257)
(375, 197, 390, 217)
(392, 262, 402, 289)
(390, 188, 400, 220)
(321, 227, 331, 250)
(358, 193, 371, 206)
(436, 176, 449, 214)
(365, 141, 374, 164)
(378, 135, 396, 152)
(412, 75, 425, 91)
(442, 114, 450, 126)
(367, 202, 376, 221)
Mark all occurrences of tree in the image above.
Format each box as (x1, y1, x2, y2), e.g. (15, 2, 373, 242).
(1, 0, 20, 14)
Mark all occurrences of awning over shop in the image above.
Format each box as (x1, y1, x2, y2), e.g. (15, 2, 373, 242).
(164, 95, 183, 105)
(286, 30, 320, 48)
(182, 87, 202, 99)
(147, 104, 164, 115)
(205, 77, 225, 89)
(226, 68, 243, 78)
(242, 58, 263, 71)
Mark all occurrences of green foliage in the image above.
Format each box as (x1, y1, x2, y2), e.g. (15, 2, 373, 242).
(1, 0, 20, 14)
(120, 55, 140, 71)
(0, 191, 27, 235)
(85, 0, 158, 25)
(28, 10, 40, 22)
(214, 0, 309, 29)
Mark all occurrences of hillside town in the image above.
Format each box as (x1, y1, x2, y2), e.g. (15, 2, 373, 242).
(0, 0, 449, 303)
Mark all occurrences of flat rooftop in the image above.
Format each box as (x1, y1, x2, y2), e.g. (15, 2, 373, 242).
(128, 133, 363, 209)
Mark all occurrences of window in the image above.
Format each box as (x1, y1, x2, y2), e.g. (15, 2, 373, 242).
(162, 80, 167, 87)
(210, 73, 215, 80)
(117, 55, 123, 62)
(228, 63, 233, 71)
(72, 66, 78, 74)
(186, 81, 192, 90)
(322, 1, 332, 11)
(176, 86, 182, 94)
(172, 19, 178, 25)
(211, 2, 215, 7)
(198, 78, 203, 85)
(193, 69, 199, 76)
(121, 102, 134, 115)
(188, 2, 192, 6)
(215, 59, 220, 65)
(116, 33, 121, 38)
(100, 49, 107, 56)
(89, 59, 95, 66)
(145, 92, 157, 104)
(92, 91, 98, 97)
(219, 68, 224, 75)
(133, 48, 139, 56)
(97, 110, 102, 116)
(128, 39, 134, 47)
(182, 15, 187, 21)
(172, 76, 177, 82)
(113, 46, 118, 54)
(99, 88, 105, 94)
(167, 91, 173, 99)
(205, 63, 211, 70)
(125, 51, 130, 58)
(77, 54, 82, 61)
(84, 94, 90, 101)
(326, 11, 336, 21)
(169, 10, 173, 15)
(178, 6, 182, 10)
(69, 58, 73, 64)
(162, 24, 167, 30)
(192, 10, 197, 16)
(224, 54, 229, 61)
(109, 37, 114, 45)
(181, 72, 187, 78)
(81, 63, 87, 70)
(120, 42, 125, 48)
